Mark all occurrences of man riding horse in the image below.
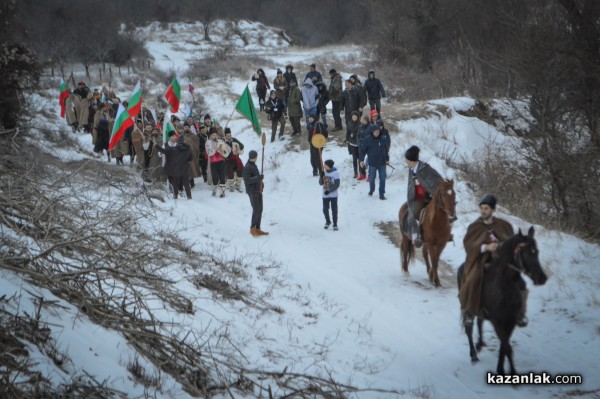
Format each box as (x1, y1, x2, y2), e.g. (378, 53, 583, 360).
(404, 145, 449, 248)
(459, 194, 529, 327)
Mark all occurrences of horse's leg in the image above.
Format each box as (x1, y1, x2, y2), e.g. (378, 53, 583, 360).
(428, 244, 441, 287)
(464, 318, 478, 363)
(422, 244, 431, 275)
(475, 317, 486, 352)
(494, 324, 516, 375)
(401, 235, 410, 273)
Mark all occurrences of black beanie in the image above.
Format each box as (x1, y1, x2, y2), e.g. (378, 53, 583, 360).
(248, 150, 258, 160)
(224, 127, 231, 134)
(325, 159, 334, 168)
(405, 145, 420, 162)
(329, 68, 336, 74)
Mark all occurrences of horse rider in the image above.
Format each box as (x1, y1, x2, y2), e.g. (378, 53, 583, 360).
(404, 145, 447, 248)
(459, 194, 529, 327)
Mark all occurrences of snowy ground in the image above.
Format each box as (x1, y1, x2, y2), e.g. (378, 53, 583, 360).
(4, 21, 600, 398)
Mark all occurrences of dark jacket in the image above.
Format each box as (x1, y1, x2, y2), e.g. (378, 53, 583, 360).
(242, 160, 263, 193)
(329, 73, 343, 102)
(357, 122, 372, 148)
(345, 112, 361, 146)
(407, 161, 443, 210)
(340, 87, 359, 114)
(308, 120, 328, 146)
(73, 86, 91, 99)
(283, 70, 297, 89)
(316, 82, 330, 115)
(359, 132, 390, 167)
(252, 69, 270, 92)
(156, 139, 193, 177)
(364, 72, 386, 101)
(305, 70, 323, 82)
(265, 96, 285, 119)
(351, 75, 367, 108)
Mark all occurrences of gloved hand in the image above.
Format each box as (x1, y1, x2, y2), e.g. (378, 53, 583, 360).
(259, 174, 264, 180)
(320, 171, 325, 177)
(324, 190, 330, 195)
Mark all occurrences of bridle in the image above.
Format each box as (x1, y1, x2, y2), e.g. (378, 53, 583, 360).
(507, 242, 529, 275)
(435, 184, 456, 220)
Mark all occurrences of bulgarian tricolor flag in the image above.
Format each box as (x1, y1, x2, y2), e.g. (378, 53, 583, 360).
(108, 104, 135, 151)
(59, 78, 70, 118)
(127, 80, 142, 119)
(164, 76, 181, 113)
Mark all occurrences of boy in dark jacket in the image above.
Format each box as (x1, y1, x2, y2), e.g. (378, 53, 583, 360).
(345, 111, 361, 178)
(265, 90, 286, 142)
(242, 150, 268, 236)
(359, 125, 390, 200)
(315, 81, 330, 128)
(364, 70, 386, 115)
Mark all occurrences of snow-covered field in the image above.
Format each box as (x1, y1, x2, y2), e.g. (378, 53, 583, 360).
(3, 21, 600, 398)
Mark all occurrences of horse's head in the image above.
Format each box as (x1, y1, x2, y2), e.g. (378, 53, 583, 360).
(513, 227, 548, 286)
(437, 179, 457, 220)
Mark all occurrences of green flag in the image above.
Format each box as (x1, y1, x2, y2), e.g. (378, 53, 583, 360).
(235, 84, 261, 136)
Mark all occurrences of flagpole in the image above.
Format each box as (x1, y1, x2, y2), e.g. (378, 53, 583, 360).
(260, 132, 266, 193)
(223, 107, 236, 130)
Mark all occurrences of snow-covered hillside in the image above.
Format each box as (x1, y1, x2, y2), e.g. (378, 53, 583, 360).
(4, 21, 600, 398)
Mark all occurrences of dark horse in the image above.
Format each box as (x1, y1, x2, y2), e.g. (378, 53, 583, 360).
(398, 179, 456, 287)
(457, 227, 547, 374)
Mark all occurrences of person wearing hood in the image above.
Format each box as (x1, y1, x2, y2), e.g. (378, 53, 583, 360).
(304, 63, 322, 83)
(251, 68, 270, 112)
(154, 133, 193, 200)
(350, 74, 367, 116)
(359, 124, 390, 200)
(319, 159, 341, 230)
(340, 79, 360, 127)
(356, 115, 371, 180)
(328, 69, 343, 131)
(301, 78, 319, 130)
(283, 64, 297, 102)
(73, 81, 93, 132)
(315, 81, 330, 128)
(364, 70, 386, 115)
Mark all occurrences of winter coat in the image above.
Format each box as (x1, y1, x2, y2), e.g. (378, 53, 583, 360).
(319, 167, 341, 199)
(459, 217, 514, 315)
(301, 79, 319, 110)
(156, 139, 193, 177)
(364, 72, 386, 101)
(406, 161, 443, 211)
(287, 85, 303, 118)
(316, 82, 330, 115)
(265, 97, 285, 120)
(305, 70, 323, 82)
(356, 123, 372, 148)
(307, 120, 328, 146)
(340, 87, 360, 114)
(354, 81, 367, 108)
(183, 131, 201, 178)
(73, 86, 91, 100)
(329, 73, 343, 102)
(283, 70, 297, 90)
(345, 113, 361, 146)
(94, 117, 110, 152)
(131, 126, 146, 169)
(359, 133, 390, 167)
(110, 133, 129, 158)
(65, 94, 78, 126)
(273, 76, 287, 100)
(251, 69, 270, 93)
(242, 160, 263, 194)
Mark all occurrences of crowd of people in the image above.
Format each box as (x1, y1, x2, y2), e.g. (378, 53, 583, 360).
(62, 64, 530, 330)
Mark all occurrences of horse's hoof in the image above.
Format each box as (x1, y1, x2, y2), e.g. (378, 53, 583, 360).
(471, 356, 479, 364)
(476, 343, 486, 352)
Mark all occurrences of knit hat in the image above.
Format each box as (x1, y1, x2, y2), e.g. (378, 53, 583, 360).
(479, 193, 497, 209)
(370, 109, 379, 119)
(270, 89, 276, 96)
(167, 131, 176, 138)
(405, 145, 420, 162)
(310, 63, 316, 68)
(224, 127, 231, 134)
(248, 150, 258, 160)
(286, 64, 293, 70)
(78, 81, 86, 86)
(324, 159, 334, 168)
(329, 68, 337, 74)
(277, 69, 282, 75)
(204, 114, 211, 120)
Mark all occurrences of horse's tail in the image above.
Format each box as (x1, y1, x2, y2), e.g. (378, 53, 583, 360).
(457, 263, 464, 291)
(407, 239, 415, 263)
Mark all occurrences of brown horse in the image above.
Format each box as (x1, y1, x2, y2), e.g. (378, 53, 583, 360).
(398, 179, 456, 287)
